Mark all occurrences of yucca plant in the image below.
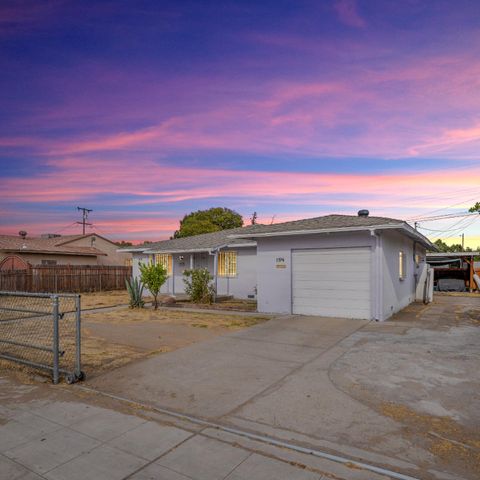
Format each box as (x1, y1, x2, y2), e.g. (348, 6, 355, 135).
(125, 276, 145, 308)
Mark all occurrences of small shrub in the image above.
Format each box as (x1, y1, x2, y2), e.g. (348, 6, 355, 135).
(139, 262, 168, 309)
(125, 277, 144, 308)
(183, 268, 215, 304)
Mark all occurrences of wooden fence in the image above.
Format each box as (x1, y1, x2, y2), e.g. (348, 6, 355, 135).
(0, 265, 132, 293)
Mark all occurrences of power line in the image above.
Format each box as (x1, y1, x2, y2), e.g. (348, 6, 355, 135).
(53, 222, 78, 234)
(407, 191, 480, 220)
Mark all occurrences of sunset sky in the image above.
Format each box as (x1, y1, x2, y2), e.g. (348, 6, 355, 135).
(1, 0, 480, 246)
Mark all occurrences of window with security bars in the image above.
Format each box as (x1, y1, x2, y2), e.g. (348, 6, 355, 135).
(218, 251, 237, 277)
(155, 253, 173, 275)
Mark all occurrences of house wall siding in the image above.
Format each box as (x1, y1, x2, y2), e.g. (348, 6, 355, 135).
(381, 230, 425, 319)
(256, 232, 376, 315)
(135, 248, 257, 300)
(216, 247, 257, 299)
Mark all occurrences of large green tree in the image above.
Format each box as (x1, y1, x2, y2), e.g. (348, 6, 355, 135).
(173, 207, 243, 238)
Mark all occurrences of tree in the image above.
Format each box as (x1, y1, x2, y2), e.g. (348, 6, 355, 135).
(139, 262, 168, 309)
(250, 211, 258, 225)
(173, 207, 243, 238)
(468, 202, 480, 213)
(115, 240, 133, 247)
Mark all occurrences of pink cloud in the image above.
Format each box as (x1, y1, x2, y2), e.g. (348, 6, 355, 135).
(333, 0, 366, 28)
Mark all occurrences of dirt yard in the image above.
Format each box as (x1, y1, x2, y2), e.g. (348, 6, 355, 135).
(80, 290, 257, 312)
(79, 307, 269, 378)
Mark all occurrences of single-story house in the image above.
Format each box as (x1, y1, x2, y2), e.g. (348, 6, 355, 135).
(128, 211, 435, 321)
(0, 233, 132, 269)
(126, 228, 257, 299)
(230, 211, 435, 320)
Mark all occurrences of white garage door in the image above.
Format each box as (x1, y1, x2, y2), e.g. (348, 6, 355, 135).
(292, 247, 371, 319)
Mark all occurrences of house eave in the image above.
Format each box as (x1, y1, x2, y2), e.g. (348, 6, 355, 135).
(143, 243, 257, 255)
(229, 224, 435, 250)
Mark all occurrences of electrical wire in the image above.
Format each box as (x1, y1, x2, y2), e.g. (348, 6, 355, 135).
(53, 222, 78, 234)
(407, 191, 480, 221)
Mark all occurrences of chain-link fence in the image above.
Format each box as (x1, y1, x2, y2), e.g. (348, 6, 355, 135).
(0, 291, 83, 384)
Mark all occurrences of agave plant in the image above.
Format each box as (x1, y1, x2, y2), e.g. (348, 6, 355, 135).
(125, 276, 145, 308)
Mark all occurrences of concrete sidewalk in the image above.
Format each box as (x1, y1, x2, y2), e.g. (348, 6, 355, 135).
(0, 374, 358, 480)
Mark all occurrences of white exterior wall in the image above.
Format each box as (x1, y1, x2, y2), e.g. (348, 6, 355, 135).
(256, 232, 376, 315)
(256, 230, 425, 320)
(381, 230, 426, 319)
(135, 248, 257, 300)
(216, 247, 257, 299)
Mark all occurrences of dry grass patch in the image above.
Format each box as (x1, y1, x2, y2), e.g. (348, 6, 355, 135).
(177, 298, 257, 312)
(381, 402, 480, 474)
(83, 307, 269, 330)
(80, 290, 131, 309)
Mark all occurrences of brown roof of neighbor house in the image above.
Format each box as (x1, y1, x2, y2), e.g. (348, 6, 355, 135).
(229, 214, 435, 249)
(0, 234, 106, 257)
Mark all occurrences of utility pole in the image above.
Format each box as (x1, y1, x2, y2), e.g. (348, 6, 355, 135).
(461, 233, 465, 250)
(76, 207, 92, 235)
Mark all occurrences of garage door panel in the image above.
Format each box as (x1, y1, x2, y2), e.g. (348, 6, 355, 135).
(292, 263, 369, 279)
(292, 247, 371, 319)
(293, 283, 370, 294)
(293, 272, 370, 282)
(297, 305, 371, 318)
(294, 290, 370, 301)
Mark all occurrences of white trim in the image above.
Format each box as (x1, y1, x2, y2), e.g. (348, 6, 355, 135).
(229, 224, 434, 250)
(144, 243, 256, 255)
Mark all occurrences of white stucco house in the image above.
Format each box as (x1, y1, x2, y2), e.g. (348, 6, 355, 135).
(126, 211, 435, 321)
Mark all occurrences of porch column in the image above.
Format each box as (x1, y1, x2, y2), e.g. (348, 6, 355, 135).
(190, 254, 194, 269)
(213, 250, 218, 302)
(171, 255, 175, 296)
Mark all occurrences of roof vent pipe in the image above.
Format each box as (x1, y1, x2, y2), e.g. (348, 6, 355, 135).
(358, 209, 369, 217)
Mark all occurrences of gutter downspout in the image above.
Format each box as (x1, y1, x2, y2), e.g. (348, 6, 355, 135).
(370, 229, 383, 321)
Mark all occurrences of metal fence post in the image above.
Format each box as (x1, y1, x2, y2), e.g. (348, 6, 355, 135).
(75, 295, 82, 378)
(52, 295, 60, 384)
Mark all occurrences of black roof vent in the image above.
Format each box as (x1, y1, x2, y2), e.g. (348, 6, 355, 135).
(357, 209, 369, 217)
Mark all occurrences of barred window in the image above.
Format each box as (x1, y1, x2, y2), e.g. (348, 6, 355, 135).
(218, 251, 237, 277)
(155, 253, 173, 275)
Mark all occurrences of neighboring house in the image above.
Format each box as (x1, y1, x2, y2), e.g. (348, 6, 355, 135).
(0, 233, 131, 269)
(126, 229, 257, 299)
(230, 211, 435, 321)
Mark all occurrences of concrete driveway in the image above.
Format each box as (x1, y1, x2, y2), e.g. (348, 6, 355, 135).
(87, 295, 480, 480)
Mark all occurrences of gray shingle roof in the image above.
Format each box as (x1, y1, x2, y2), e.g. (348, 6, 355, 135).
(144, 227, 254, 253)
(139, 214, 434, 252)
(230, 214, 404, 237)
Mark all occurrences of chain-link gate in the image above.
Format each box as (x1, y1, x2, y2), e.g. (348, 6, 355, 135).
(0, 291, 84, 384)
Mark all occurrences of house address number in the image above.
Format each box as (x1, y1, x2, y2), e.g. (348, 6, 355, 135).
(275, 257, 286, 269)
